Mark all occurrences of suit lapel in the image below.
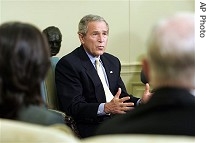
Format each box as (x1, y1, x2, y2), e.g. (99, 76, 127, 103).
(100, 55, 115, 92)
(78, 46, 106, 102)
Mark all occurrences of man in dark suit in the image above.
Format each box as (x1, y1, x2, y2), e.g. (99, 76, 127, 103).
(55, 14, 151, 138)
(95, 12, 195, 136)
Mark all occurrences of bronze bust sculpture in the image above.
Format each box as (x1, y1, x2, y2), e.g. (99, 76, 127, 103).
(43, 26, 62, 57)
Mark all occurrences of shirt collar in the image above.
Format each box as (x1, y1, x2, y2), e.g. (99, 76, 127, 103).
(85, 50, 100, 65)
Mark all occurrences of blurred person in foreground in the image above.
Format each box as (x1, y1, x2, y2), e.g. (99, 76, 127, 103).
(96, 12, 195, 136)
(0, 22, 65, 126)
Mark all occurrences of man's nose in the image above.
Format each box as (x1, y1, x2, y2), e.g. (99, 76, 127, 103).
(98, 34, 104, 42)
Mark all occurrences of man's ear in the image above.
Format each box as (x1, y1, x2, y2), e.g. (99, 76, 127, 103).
(78, 33, 85, 44)
(142, 58, 150, 83)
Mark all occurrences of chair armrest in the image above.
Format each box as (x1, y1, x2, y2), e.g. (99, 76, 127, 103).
(48, 109, 81, 138)
(48, 109, 66, 118)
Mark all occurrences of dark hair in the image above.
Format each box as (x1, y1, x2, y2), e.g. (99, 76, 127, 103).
(0, 22, 50, 119)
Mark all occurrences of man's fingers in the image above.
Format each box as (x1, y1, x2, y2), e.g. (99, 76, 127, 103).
(120, 102, 134, 107)
(124, 106, 134, 111)
(120, 96, 131, 102)
(145, 83, 150, 91)
(117, 106, 134, 114)
(115, 88, 121, 99)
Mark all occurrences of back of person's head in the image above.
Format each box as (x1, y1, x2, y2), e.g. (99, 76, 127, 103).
(43, 26, 62, 56)
(78, 14, 109, 36)
(0, 22, 50, 119)
(144, 12, 194, 89)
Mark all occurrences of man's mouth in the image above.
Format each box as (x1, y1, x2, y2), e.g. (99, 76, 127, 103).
(98, 46, 104, 49)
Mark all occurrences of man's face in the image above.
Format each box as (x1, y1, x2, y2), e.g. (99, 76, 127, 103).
(48, 32, 62, 56)
(79, 21, 108, 57)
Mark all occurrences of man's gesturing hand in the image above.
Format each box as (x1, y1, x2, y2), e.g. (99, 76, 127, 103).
(104, 88, 134, 114)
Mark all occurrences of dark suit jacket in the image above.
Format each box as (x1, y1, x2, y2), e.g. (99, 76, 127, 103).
(95, 87, 195, 136)
(55, 45, 139, 138)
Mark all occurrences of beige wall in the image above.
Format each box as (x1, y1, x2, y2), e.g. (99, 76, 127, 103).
(0, 0, 194, 97)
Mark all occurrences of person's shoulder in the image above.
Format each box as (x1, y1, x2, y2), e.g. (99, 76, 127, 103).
(60, 47, 82, 61)
(57, 48, 80, 65)
(103, 52, 118, 58)
(103, 52, 120, 63)
(18, 105, 65, 125)
(101, 53, 121, 67)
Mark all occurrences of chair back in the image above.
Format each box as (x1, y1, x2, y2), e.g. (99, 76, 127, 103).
(40, 57, 81, 138)
(41, 57, 60, 110)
